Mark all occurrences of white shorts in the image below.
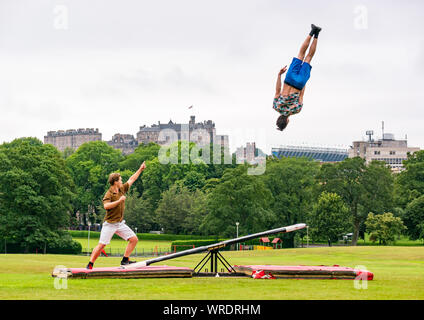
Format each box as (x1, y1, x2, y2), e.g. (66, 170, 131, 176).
(99, 220, 136, 245)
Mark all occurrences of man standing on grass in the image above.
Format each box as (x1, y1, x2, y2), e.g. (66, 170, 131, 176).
(86, 161, 146, 269)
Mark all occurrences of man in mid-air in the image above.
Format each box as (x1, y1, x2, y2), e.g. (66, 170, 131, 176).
(273, 24, 322, 131)
(86, 161, 146, 269)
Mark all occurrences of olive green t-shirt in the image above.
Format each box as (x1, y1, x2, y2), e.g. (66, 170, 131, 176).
(102, 182, 130, 223)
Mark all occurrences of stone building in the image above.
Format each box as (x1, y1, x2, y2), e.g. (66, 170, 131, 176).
(236, 142, 257, 163)
(107, 134, 138, 155)
(136, 115, 228, 148)
(214, 134, 230, 150)
(348, 131, 420, 172)
(44, 128, 102, 151)
(236, 142, 267, 164)
(44, 116, 230, 157)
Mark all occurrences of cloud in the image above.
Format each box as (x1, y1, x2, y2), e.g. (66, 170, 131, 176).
(0, 0, 423, 152)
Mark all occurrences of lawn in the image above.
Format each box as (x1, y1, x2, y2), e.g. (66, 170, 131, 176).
(301, 234, 424, 247)
(359, 234, 424, 246)
(0, 246, 423, 300)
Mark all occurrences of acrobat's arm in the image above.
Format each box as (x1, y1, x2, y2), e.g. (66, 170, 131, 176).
(275, 66, 287, 98)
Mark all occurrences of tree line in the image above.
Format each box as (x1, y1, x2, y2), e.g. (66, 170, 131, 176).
(0, 137, 423, 252)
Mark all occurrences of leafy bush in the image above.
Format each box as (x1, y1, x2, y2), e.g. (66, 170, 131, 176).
(46, 232, 82, 254)
(365, 212, 407, 245)
(1, 231, 82, 254)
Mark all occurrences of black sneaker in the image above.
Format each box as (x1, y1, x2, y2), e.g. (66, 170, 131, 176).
(311, 24, 322, 38)
(120, 259, 137, 266)
(86, 262, 94, 270)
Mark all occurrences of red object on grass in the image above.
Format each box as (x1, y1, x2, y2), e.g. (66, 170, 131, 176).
(251, 270, 275, 279)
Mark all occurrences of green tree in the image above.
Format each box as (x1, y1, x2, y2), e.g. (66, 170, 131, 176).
(140, 158, 172, 210)
(403, 195, 424, 241)
(178, 170, 206, 191)
(204, 143, 237, 179)
(201, 165, 275, 237)
(361, 161, 394, 214)
(394, 150, 424, 208)
(318, 157, 394, 245)
(119, 142, 161, 195)
(120, 143, 161, 171)
(123, 197, 159, 233)
(0, 138, 76, 252)
(308, 192, 350, 244)
(140, 141, 211, 213)
(203, 178, 220, 192)
(365, 212, 406, 245)
(182, 190, 208, 235)
(61, 147, 75, 159)
(155, 185, 207, 234)
(262, 157, 320, 247)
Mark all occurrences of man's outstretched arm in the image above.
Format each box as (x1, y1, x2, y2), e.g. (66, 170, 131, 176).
(275, 66, 287, 98)
(127, 161, 146, 187)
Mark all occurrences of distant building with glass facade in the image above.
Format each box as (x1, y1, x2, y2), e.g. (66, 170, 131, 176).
(271, 145, 348, 163)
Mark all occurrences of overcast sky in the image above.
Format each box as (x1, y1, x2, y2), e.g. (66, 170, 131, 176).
(1, 0, 423, 154)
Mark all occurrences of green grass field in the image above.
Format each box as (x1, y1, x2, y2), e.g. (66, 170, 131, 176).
(1, 246, 423, 300)
(359, 234, 424, 246)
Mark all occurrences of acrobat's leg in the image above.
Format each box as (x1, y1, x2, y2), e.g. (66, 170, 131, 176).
(304, 37, 318, 64)
(297, 35, 313, 61)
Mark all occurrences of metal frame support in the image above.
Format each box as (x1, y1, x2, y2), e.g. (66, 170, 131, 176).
(193, 250, 236, 274)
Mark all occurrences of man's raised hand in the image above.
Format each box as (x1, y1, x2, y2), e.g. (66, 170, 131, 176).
(278, 66, 288, 76)
(140, 161, 146, 171)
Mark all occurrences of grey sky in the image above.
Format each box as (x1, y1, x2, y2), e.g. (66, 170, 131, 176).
(1, 0, 423, 154)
